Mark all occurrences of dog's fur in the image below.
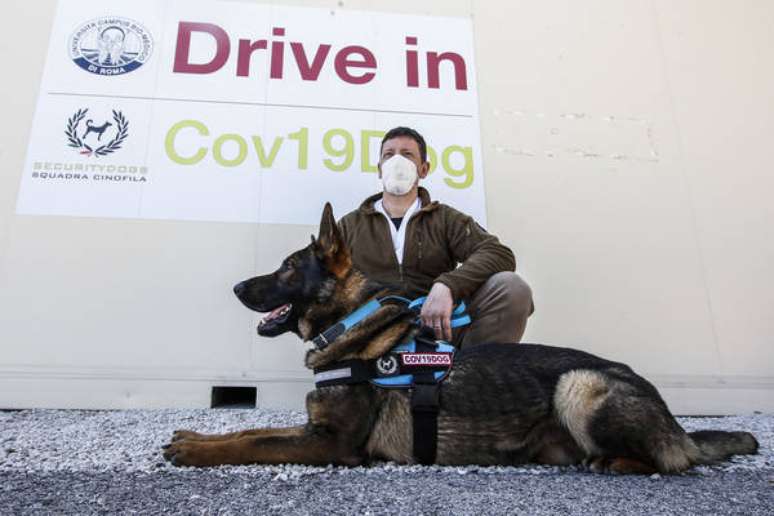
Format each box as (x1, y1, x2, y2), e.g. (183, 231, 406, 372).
(162, 204, 759, 473)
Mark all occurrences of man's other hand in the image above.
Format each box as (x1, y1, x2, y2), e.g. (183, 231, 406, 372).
(420, 283, 454, 341)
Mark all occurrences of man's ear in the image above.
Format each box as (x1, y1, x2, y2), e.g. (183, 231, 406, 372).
(418, 160, 430, 179)
(316, 203, 351, 278)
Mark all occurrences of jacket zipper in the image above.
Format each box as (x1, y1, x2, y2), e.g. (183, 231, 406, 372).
(378, 214, 404, 282)
(401, 213, 423, 285)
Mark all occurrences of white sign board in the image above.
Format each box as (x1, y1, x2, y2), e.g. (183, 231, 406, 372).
(17, 0, 486, 225)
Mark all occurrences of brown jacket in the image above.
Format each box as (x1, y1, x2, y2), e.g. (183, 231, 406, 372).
(338, 188, 516, 300)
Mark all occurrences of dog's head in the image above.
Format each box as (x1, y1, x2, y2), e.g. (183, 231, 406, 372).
(233, 203, 352, 337)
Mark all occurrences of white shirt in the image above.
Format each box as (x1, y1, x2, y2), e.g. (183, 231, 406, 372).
(375, 197, 422, 265)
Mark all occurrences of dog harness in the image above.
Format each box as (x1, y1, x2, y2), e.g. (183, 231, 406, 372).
(311, 296, 471, 465)
(311, 295, 470, 351)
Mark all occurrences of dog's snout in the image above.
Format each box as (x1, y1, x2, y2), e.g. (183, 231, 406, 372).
(233, 281, 247, 298)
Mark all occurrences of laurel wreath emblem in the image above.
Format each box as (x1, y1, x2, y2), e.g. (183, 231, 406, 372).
(65, 108, 129, 157)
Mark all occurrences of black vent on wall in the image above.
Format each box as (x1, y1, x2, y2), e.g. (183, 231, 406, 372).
(211, 386, 257, 408)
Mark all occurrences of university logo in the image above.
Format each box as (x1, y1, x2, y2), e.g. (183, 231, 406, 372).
(65, 109, 129, 157)
(69, 17, 153, 76)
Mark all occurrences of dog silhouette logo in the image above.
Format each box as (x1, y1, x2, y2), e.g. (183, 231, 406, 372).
(376, 355, 399, 376)
(83, 119, 113, 141)
(66, 109, 129, 157)
(70, 17, 153, 76)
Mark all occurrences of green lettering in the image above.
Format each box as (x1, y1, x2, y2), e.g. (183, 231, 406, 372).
(442, 145, 474, 189)
(252, 136, 284, 168)
(213, 134, 248, 167)
(360, 130, 385, 173)
(165, 120, 209, 165)
(288, 128, 309, 170)
(323, 129, 354, 172)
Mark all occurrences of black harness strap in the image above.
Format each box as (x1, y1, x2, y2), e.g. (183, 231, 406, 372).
(411, 379, 440, 465)
(312, 322, 346, 350)
(411, 332, 441, 464)
(313, 359, 376, 388)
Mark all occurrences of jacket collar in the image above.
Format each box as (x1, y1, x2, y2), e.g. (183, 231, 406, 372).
(359, 187, 438, 215)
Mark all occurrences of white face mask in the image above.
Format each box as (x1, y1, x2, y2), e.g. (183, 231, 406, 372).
(380, 155, 418, 196)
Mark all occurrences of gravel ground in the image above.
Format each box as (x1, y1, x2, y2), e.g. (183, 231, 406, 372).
(1, 409, 772, 515)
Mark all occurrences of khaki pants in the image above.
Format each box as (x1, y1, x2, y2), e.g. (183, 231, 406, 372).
(452, 272, 534, 348)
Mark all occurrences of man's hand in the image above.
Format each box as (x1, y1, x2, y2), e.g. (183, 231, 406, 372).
(420, 283, 454, 341)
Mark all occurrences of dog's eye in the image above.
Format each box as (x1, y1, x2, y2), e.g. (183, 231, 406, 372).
(278, 266, 297, 283)
(278, 262, 296, 280)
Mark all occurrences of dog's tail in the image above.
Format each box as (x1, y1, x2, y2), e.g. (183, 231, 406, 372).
(688, 430, 759, 465)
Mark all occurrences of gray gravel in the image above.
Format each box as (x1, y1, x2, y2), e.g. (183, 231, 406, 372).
(1, 409, 772, 515)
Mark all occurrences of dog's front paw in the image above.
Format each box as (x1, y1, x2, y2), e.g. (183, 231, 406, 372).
(583, 456, 656, 475)
(584, 456, 612, 474)
(162, 440, 216, 467)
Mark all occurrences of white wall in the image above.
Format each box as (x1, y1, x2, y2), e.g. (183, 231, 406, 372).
(1, 0, 772, 414)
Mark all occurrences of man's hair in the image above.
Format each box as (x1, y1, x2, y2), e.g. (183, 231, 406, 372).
(380, 127, 427, 163)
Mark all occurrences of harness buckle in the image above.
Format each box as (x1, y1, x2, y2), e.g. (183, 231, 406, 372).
(313, 333, 330, 350)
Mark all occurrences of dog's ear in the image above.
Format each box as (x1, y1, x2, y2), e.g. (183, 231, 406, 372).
(317, 202, 342, 253)
(316, 203, 351, 279)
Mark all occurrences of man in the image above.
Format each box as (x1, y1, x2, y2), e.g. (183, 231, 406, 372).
(338, 127, 534, 348)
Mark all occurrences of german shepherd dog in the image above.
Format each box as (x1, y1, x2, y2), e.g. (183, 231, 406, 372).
(163, 204, 758, 473)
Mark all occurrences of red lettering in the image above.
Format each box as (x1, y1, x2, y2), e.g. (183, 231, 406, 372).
(335, 46, 377, 85)
(427, 51, 468, 90)
(405, 36, 419, 88)
(173, 23, 385, 86)
(270, 27, 285, 79)
(291, 42, 332, 81)
(237, 39, 267, 77)
(173, 22, 231, 74)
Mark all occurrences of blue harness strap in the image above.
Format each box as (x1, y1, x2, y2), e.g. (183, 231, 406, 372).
(312, 298, 382, 350)
(341, 299, 382, 330)
(311, 295, 471, 350)
(407, 297, 472, 329)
